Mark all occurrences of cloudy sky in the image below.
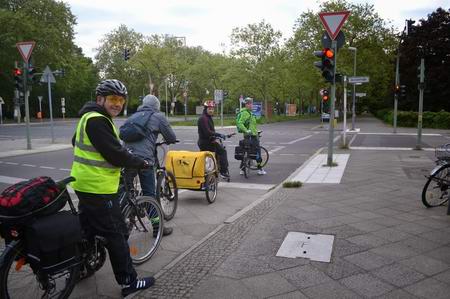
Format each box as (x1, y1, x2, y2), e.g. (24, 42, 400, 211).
(62, 0, 448, 59)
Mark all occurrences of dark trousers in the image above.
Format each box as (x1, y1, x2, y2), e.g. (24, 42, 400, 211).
(198, 141, 229, 175)
(240, 136, 262, 169)
(75, 191, 137, 285)
(125, 166, 156, 197)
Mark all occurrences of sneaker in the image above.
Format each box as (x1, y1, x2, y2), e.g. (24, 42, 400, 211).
(122, 277, 155, 297)
(220, 173, 230, 180)
(257, 169, 267, 175)
(239, 170, 244, 175)
(153, 226, 173, 237)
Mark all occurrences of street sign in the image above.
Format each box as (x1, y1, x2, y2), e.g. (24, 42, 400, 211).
(321, 31, 345, 50)
(214, 89, 223, 104)
(348, 76, 370, 84)
(319, 11, 350, 40)
(41, 66, 56, 84)
(16, 41, 36, 63)
(355, 93, 366, 97)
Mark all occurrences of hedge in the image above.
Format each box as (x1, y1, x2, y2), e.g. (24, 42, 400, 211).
(375, 109, 450, 129)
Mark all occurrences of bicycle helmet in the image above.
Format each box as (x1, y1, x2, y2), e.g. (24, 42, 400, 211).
(204, 100, 215, 108)
(95, 79, 128, 98)
(243, 97, 253, 104)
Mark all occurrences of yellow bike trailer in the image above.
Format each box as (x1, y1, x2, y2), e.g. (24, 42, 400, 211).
(165, 151, 218, 203)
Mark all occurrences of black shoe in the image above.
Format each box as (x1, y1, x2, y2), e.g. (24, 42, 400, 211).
(121, 277, 155, 297)
(153, 226, 173, 237)
(220, 173, 230, 181)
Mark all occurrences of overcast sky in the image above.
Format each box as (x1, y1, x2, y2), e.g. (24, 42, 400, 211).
(62, 0, 448, 59)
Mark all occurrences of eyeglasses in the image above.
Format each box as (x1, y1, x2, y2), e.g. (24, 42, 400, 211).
(106, 95, 126, 105)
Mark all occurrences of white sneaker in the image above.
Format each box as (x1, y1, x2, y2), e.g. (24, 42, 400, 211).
(257, 169, 266, 175)
(239, 170, 244, 175)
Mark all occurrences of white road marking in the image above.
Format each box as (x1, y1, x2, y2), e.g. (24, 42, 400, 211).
(292, 154, 350, 184)
(59, 168, 71, 171)
(268, 146, 285, 154)
(358, 132, 441, 136)
(23, 164, 37, 167)
(348, 134, 358, 147)
(350, 146, 434, 151)
(39, 166, 55, 169)
(5, 162, 18, 165)
(281, 135, 313, 145)
(218, 182, 274, 190)
(0, 175, 24, 184)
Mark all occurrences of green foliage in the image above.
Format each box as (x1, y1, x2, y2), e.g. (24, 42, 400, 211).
(282, 181, 302, 188)
(375, 109, 450, 129)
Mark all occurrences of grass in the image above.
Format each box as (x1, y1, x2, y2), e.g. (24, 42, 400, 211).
(282, 181, 303, 188)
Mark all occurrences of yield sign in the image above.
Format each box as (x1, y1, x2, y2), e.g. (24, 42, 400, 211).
(319, 11, 350, 40)
(16, 41, 36, 63)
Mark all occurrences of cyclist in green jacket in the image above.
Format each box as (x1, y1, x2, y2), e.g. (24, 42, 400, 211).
(236, 98, 266, 175)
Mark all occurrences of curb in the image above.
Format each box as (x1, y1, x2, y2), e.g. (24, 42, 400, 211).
(0, 144, 72, 158)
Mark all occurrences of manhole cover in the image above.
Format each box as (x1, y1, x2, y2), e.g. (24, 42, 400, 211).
(276, 232, 334, 263)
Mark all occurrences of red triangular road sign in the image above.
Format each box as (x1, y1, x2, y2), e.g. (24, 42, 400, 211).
(319, 11, 350, 40)
(16, 41, 36, 63)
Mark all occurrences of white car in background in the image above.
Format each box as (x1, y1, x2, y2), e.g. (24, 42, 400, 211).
(321, 113, 330, 122)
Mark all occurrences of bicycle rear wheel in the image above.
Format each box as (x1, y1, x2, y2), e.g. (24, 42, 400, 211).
(249, 146, 269, 170)
(124, 196, 164, 264)
(156, 171, 178, 221)
(0, 241, 79, 299)
(422, 164, 450, 207)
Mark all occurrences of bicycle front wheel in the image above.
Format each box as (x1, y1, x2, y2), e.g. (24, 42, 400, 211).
(0, 240, 79, 299)
(124, 196, 164, 265)
(249, 146, 269, 170)
(422, 164, 450, 207)
(156, 171, 178, 221)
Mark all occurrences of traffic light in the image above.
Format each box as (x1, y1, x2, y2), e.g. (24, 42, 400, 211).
(313, 48, 335, 83)
(28, 67, 38, 84)
(400, 85, 406, 97)
(394, 84, 400, 96)
(124, 48, 130, 61)
(322, 89, 329, 102)
(13, 68, 23, 90)
(223, 90, 229, 98)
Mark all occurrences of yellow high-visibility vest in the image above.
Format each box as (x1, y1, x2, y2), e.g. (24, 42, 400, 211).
(70, 112, 120, 194)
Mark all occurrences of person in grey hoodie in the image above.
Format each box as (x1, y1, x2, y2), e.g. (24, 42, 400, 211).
(122, 94, 177, 235)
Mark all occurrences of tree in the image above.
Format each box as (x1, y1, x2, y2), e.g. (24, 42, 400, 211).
(399, 8, 450, 111)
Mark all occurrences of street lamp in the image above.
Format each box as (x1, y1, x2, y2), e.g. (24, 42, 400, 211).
(348, 46, 357, 131)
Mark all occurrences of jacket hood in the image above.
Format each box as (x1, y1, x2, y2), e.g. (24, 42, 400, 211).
(141, 94, 160, 111)
(78, 101, 110, 119)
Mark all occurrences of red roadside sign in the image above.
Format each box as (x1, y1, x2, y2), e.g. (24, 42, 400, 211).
(319, 11, 350, 40)
(16, 41, 36, 63)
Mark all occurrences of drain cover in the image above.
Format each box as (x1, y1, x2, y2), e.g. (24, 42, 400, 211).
(276, 232, 334, 263)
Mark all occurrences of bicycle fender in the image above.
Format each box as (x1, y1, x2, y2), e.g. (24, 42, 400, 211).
(430, 165, 445, 176)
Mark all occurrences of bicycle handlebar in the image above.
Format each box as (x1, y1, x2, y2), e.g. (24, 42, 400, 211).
(156, 139, 180, 147)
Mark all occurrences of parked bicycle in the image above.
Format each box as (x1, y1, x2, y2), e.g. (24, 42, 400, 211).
(238, 131, 269, 178)
(422, 143, 450, 208)
(0, 176, 164, 298)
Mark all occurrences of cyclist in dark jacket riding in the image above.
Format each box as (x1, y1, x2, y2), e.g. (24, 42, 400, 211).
(197, 100, 230, 180)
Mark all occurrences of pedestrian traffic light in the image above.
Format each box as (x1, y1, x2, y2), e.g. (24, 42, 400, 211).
(28, 67, 38, 84)
(322, 89, 329, 102)
(400, 85, 406, 97)
(124, 48, 130, 61)
(313, 48, 335, 83)
(13, 68, 23, 90)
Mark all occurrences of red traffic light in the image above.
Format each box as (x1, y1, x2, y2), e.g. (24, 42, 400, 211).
(13, 68, 22, 76)
(322, 95, 329, 102)
(324, 48, 334, 58)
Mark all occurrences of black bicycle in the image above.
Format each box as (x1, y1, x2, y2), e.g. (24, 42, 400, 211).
(240, 131, 269, 178)
(0, 176, 164, 298)
(422, 143, 450, 208)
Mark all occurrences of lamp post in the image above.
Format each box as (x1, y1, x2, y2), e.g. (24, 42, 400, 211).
(348, 47, 357, 131)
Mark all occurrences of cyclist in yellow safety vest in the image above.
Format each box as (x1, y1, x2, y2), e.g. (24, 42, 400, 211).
(236, 97, 266, 175)
(70, 79, 155, 297)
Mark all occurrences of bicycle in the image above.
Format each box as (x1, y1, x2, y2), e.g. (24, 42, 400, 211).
(422, 143, 450, 208)
(0, 176, 164, 298)
(213, 132, 236, 182)
(239, 131, 269, 179)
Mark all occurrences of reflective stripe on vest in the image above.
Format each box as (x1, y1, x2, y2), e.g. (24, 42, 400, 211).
(70, 112, 121, 194)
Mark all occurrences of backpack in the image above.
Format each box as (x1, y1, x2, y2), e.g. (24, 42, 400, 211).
(236, 110, 251, 133)
(0, 176, 63, 217)
(119, 111, 154, 142)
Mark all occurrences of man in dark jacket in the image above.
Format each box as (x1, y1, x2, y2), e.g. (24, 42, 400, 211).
(197, 100, 229, 180)
(122, 94, 177, 236)
(70, 79, 154, 297)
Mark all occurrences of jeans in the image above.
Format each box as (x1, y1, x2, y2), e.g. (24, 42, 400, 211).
(75, 191, 137, 285)
(126, 166, 156, 197)
(198, 141, 229, 175)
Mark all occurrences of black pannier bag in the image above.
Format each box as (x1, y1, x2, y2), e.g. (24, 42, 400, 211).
(26, 210, 82, 273)
(234, 146, 244, 160)
(239, 139, 258, 159)
(0, 176, 65, 217)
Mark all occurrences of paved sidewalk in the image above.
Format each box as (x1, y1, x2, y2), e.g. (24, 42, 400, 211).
(136, 148, 450, 299)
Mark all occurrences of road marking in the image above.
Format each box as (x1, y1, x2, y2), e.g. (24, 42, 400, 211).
(5, 162, 18, 165)
(281, 135, 313, 145)
(292, 154, 350, 184)
(39, 166, 56, 169)
(0, 175, 24, 185)
(23, 164, 37, 167)
(358, 132, 441, 136)
(348, 134, 358, 147)
(268, 146, 285, 154)
(59, 168, 71, 171)
(350, 146, 434, 151)
(218, 182, 274, 190)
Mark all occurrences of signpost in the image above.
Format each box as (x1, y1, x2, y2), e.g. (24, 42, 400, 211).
(214, 89, 224, 127)
(41, 65, 56, 143)
(61, 97, 66, 119)
(0, 97, 4, 124)
(318, 11, 350, 166)
(37, 96, 43, 119)
(16, 41, 35, 149)
(416, 59, 425, 150)
(348, 76, 369, 84)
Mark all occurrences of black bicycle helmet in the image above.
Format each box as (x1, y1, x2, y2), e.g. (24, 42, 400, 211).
(95, 79, 128, 98)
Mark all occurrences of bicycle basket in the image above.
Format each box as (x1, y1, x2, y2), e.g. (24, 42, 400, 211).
(435, 144, 450, 161)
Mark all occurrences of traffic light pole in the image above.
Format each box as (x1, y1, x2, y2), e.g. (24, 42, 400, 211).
(416, 58, 424, 150)
(393, 54, 399, 133)
(327, 40, 337, 167)
(47, 74, 55, 143)
(23, 62, 32, 150)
